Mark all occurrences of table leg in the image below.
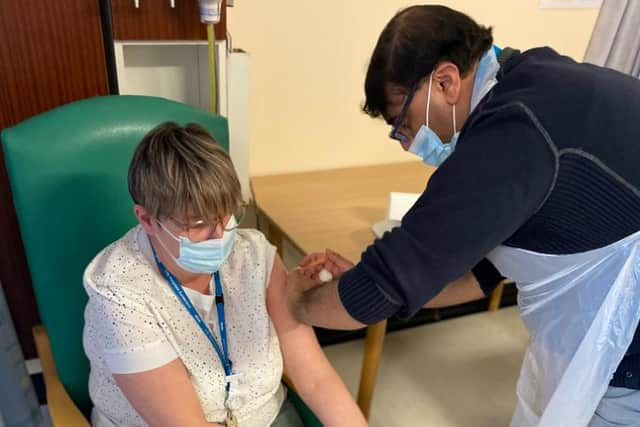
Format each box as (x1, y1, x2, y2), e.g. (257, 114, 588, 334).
(357, 320, 387, 419)
(488, 279, 511, 311)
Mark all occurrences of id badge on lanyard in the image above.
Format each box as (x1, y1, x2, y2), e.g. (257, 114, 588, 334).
(152, 249, 238, 426)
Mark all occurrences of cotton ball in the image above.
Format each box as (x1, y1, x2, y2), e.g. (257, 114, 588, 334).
(318, 268, 333, 283)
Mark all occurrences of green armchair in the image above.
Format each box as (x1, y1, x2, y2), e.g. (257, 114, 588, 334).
(1, 95, 320, 426)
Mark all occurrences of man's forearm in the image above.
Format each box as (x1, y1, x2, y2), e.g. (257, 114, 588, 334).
(423, 271, 485, 308)
(293, 281, 366, 330)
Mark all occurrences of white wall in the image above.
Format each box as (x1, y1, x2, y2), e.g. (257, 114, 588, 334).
(227, 1, 599, 176)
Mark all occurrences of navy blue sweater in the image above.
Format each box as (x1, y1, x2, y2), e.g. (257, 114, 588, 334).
(339, 47, 640, 389)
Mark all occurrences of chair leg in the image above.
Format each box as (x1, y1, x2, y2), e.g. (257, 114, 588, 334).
(357, 320, 387, 419)
(33, 326, 89, 427)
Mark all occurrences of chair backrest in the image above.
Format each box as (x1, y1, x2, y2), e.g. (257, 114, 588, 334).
(1, 95, 229, 415)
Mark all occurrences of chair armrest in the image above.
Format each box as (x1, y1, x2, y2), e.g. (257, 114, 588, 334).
(33, 325, 89, 427)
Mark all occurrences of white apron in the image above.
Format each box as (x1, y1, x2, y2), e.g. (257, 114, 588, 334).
(487, 230, 640, 427)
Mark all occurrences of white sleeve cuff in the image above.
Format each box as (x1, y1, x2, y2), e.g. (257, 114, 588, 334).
(103, 339, 178, 374)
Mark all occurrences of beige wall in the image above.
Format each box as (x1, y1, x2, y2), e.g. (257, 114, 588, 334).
(228, 1, 599, 176)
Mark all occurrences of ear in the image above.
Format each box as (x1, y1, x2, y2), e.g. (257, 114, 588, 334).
(432, 61, 462, 105)
(134, 204, 157, 235)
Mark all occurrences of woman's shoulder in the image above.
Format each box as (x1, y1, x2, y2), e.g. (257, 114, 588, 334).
(83, 225, 158, 299)
(226, 228, 277, 286)
(235, 227, 269, 241)
(233, 228, 275, 257)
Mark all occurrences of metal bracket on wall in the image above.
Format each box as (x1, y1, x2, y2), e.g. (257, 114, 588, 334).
(99, 0, 120, 94)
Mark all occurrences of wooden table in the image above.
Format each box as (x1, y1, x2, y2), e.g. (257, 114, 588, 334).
(251, 161, 433, 418)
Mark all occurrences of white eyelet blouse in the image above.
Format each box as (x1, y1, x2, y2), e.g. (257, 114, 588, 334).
(83, 226, 285, 426)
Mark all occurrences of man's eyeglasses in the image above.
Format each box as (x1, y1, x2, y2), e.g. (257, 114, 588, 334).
(388, 83, 418, 144)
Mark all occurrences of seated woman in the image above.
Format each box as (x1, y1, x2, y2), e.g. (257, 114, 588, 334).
(82, 122, 367, 427)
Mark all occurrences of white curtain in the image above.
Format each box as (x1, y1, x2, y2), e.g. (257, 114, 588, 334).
(584, 0, 640, 78)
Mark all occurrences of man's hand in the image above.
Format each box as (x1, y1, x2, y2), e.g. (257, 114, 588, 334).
(299, 249, 354, 280)
(288, 267, 323, 293)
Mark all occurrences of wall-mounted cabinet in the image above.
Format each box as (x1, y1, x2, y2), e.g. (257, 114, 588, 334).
(115, 41, 216, 112)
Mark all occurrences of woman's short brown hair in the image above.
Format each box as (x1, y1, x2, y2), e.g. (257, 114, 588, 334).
(128, 122, 242, 222)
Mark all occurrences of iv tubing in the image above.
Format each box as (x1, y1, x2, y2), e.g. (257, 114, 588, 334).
(207, 23, 217, 114)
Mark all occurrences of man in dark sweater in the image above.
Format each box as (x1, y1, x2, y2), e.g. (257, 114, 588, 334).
(285, 5, 640, 426)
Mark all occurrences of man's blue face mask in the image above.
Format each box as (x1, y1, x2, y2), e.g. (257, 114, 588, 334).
(389, 72, 458, 167)
(388, 47, 500, 167)
(409, 72, 459, 167)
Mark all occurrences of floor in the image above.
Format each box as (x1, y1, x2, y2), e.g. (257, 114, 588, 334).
(323, 306, 528, 426)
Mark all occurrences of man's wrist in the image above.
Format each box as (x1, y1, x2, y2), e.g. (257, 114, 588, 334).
(339, 264, 401, 324)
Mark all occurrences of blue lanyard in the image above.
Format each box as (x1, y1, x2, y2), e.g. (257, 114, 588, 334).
(152, 250, 233, 386)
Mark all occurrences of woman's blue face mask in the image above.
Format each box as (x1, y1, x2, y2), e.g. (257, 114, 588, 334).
(156, 217, 237, 274)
